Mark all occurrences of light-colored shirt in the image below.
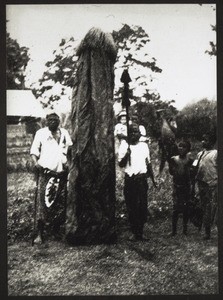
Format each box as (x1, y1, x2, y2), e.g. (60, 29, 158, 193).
(118, 140, 151, 176)
(139, 125, 146, 136)
(30, 127, 73, 172)
(114, 123, 127, 137)
(195, 149, 217, 187)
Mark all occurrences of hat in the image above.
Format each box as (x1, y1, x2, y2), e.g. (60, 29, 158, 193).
(117, 110, 127, 119)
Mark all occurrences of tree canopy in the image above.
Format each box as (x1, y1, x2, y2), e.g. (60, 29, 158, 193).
(205, 24, 216, 56)
(32, 24, 165, 109)
(112, 24, 162, 103)
(31, 37, 78, 107)
(6, 32, 30, 89)
(32, 24, 179, 140)
(176, 98, 217, 140)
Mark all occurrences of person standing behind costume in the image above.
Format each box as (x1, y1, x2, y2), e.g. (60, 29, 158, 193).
(169, 140, 194, 236)
(30, 113, 73, 245)
(130, 114, 150, 143)
(118, 124, 157, 241)
(193, 133, 217, 240)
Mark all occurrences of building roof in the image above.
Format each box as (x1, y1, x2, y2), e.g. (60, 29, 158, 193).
(7, 90, 46, 118)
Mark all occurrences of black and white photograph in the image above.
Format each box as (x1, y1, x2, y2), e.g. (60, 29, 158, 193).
(6, 2, 219, 296)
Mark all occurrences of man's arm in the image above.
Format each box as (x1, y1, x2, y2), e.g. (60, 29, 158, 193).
(118, 147, 130, 168)
(146, 160, 157, 188)
(118, 140, 130, 168)
(168, 157, 176, 175)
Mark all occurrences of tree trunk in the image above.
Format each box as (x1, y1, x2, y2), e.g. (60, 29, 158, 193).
(66, 28, 117, 245)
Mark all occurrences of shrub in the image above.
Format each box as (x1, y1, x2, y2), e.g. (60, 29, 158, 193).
(176, 98, 217, 140)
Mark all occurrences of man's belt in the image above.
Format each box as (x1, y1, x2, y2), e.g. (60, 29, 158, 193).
(39, 166, 68, 179)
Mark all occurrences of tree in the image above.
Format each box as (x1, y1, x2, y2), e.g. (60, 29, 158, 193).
(135, 98, 178, 140)
(205, 24, 216, 56)
(176, 98, 217, 140)
(111, 24, 179, 142)
(34, 24, 163, 109)
(6, 32, 30, 89)
(32, 37, 78, 108)
(33, 23, 177, 133)
(112, 24, 162, 104)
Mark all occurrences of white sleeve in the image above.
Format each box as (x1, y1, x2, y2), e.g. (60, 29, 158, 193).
(114, 124, 119, 136)
(30, 130, 42, 158)
(139, 125, 146, 136)
(144, 143, 151, 163)
(65, 129, 73, 146)
(118, 140, 128, 162)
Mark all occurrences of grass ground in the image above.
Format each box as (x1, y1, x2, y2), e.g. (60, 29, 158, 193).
(7, 170, 218, 296)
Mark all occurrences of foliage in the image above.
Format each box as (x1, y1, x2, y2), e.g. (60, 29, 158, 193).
(7, 196, 34, 242)
(112, 24, 162, 103)
(134, 99, 178, 140)
(32, 24, 165, 111)
(33, 24, 177, 138)
(32, 37, 78, 107)
(6, 32, 30, 89)
(111, 24, 179, 142)
(176, 98, 217, 140)
(205, 24, 216, 56)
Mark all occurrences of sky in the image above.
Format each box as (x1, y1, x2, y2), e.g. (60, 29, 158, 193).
(6, 3, 216, 110)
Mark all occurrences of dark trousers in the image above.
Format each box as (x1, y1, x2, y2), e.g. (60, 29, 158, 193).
(198, 180, 217, 236)
(124, 173, 148, 236)
(172, 183, 190, 234)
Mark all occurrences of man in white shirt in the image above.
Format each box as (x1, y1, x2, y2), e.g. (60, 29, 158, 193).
(194, 132, 217, 240)
(30, 113, 73, 245)
(118, 123, 157, 241)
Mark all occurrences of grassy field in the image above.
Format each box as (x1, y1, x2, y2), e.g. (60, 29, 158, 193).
(7, 158, 218, 296)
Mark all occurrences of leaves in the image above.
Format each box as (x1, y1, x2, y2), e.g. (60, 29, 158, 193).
(205, 24, 216, 56)
(32, 37, 78, 107)
(112, 24, 162, 106)
(6, 32, 30, 89)
(33, 24, 164, 109)
(176, 98, 217, 140)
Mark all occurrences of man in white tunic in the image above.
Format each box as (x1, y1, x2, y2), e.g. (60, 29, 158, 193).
(30, 113, 72, 244)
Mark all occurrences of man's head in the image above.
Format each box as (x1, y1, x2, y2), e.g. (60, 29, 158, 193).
(177, 140, 191, 157)
(46, 113, 60, 132)
(129, 123, 141, 145)
(131, 114, 139, 124)
(202, 132, 216, 150)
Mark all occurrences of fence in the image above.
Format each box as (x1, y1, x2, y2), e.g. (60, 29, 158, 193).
(7, 124, 33, 172)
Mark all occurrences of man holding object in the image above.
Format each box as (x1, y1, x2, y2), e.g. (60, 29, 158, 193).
(30, 113, 72, 245)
